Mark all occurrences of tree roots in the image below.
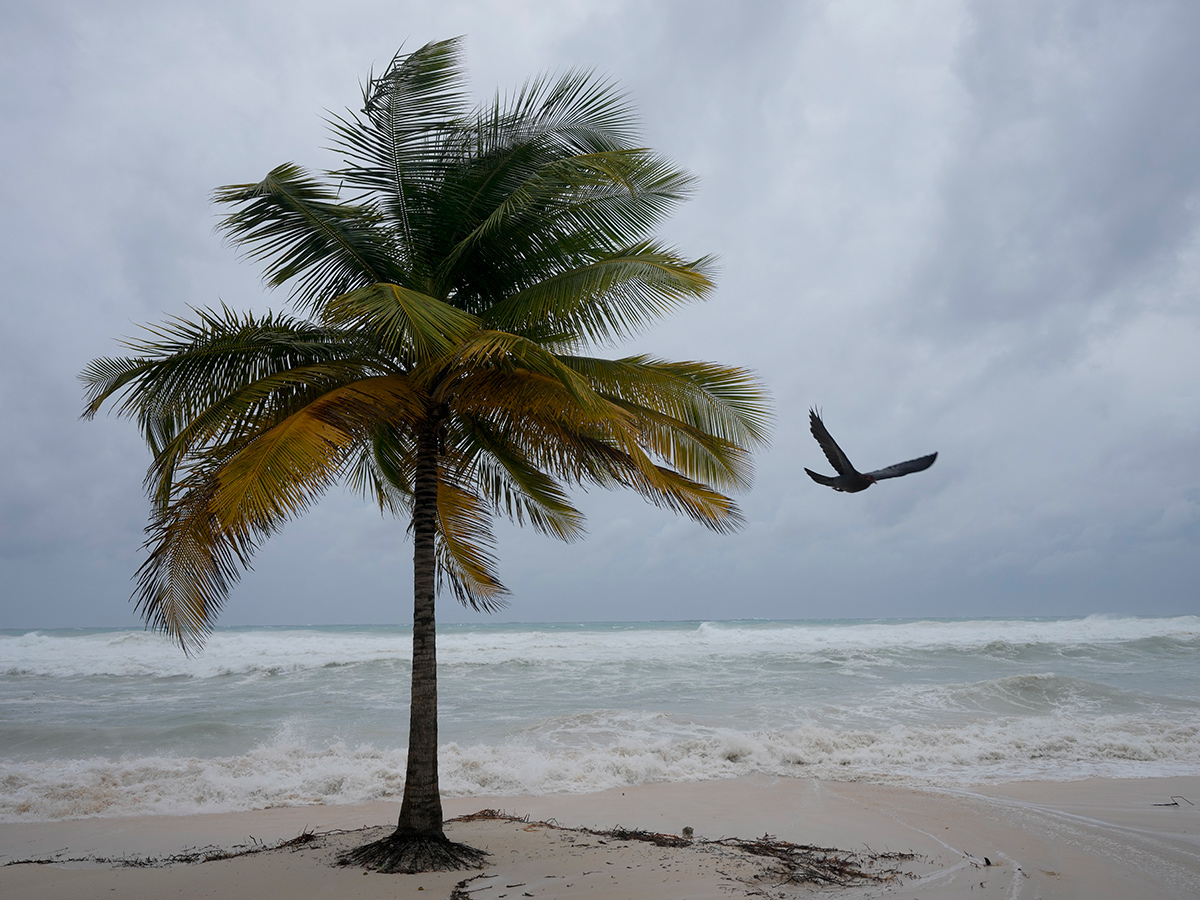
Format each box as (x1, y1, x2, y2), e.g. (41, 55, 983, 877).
(337, 828, 488, 874)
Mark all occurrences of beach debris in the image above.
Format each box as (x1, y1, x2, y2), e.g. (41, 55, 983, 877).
(449, 872, 492, 900)
(446, 813, 918, 889)
(1153, 796, 1194, 806)
(714, 833, 918, 888)
(2, 825, 353, 870)
(5, 811, 921, 892)
(279, 827, 319, 848)
(4, 839, 286, 869)
(606, 826, 693, 847)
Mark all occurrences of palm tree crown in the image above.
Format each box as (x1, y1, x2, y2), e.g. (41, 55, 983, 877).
(82, 38, 770, 871)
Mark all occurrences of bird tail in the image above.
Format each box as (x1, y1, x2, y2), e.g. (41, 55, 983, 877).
(804, 468, 837, 488)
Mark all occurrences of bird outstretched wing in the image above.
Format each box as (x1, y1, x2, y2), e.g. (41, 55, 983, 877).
(809, 409, 856, 476)
(865, 452, 938, 481)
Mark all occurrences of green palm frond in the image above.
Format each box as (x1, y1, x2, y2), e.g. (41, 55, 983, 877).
(322, 282, 480, 363)
(497, 69, 637, 154)
(347, 430, 414, 517)
(410, 69, 695, 310)
(451, 417, 586, 541)
(633, 359, 773, 447)
(214, 164, 397, 310)
(483, 243, 715, 342)
(82, 307, 346, 421)
(82, 308, 393, 507)
(522, 151, 698, 245)
(434, 149, 699, 295)
(330, 38, 469, 229)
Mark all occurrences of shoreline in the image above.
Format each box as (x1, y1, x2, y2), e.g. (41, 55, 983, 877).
(3, 774, 1199, 898)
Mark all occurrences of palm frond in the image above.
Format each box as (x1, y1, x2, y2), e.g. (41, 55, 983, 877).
(210, 375, 425, 528)
(447, 329, 616, 418)
(134, 472, 261, 654)
(82, 308, 394, 507)
(347, 431, 414, 517)
(483, 243, 714, 342)
(329, 37, 469, 246)
(450, 417, 586, 541)
(443, 363, 741, 530)
(82, 307, 341, 420)
(214, 164, 397, 310)
(491, 68, 637, 157)
(527, 150, 698, 243)
(322, 282, 480, 363)
(609, 400, 753, 492)
(434, 149, 698, 295)
(624, 463, 746, 533)
(562, 355, 772, 473)
(435, 475, 508, 611)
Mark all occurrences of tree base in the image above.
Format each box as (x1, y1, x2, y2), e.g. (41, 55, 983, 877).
(337, 827, 489, 874)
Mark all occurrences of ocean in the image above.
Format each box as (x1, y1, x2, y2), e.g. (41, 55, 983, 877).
(2, 616, 1198, 822)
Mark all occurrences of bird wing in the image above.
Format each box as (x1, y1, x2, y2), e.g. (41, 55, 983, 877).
(804, 467, 838, 488)
(809, 409, 856, 476)
(866, 452, 937, 481)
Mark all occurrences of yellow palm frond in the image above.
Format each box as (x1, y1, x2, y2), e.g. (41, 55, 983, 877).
(134, 475, 257, 654)
(435, 476, 508, 611)
(562, 356, 773, 448)
(212, 375, 425, 528)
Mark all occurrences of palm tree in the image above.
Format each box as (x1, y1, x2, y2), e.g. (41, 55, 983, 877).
(81, 38, 770, 872)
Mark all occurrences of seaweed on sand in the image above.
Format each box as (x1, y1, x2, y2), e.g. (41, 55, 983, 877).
(6, 809, 918, 889)
(448, 809, 918, 889)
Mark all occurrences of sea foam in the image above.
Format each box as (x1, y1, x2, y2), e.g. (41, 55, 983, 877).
(3, 617, 1198, 821)
(3, 714, 1198, 821)
(5, 615, 1198, 678)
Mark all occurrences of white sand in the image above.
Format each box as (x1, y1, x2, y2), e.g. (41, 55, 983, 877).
(3, 775, 1198, 899)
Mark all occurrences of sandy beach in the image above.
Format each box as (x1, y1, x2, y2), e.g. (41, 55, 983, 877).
(3, 774, 1198, 899)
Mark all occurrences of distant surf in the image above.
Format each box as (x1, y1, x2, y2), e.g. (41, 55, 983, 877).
(3, 616, 1198, 820)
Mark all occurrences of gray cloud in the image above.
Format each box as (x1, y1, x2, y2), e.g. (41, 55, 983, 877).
(919, 1, 1200, 334)
(2, 0, 1197, 631)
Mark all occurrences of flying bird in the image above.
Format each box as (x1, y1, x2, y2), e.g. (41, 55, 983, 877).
(805, 409, 937, 493)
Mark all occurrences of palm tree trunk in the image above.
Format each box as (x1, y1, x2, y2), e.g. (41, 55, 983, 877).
(398, 425, 444, 835)
(338, 422, 486, 872)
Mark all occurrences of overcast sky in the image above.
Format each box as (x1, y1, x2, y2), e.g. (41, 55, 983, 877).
(3, 0, 1198, 630)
